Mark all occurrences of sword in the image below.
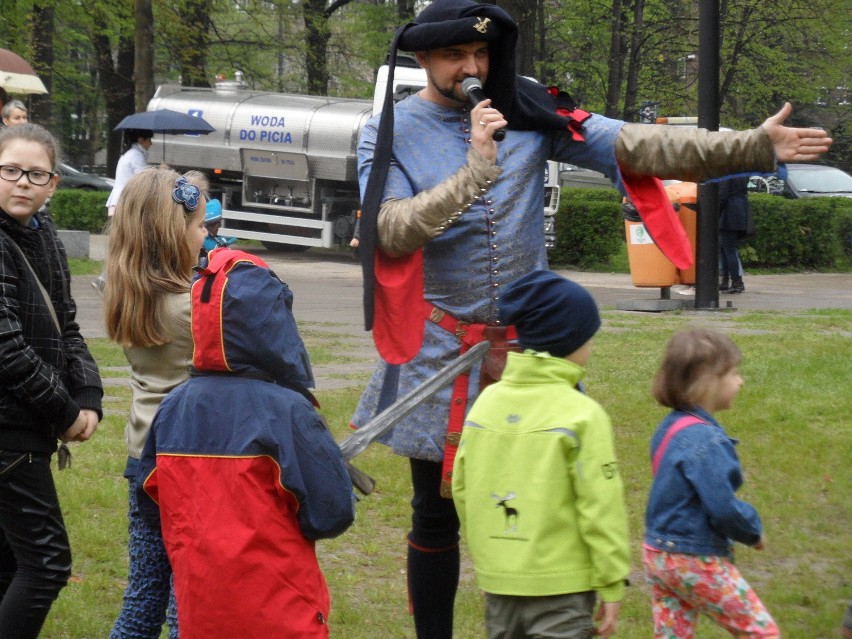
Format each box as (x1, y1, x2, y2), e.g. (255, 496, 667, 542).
(339, 340, 491, 463)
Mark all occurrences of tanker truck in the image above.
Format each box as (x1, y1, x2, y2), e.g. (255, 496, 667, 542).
(146, 63, 560, 251)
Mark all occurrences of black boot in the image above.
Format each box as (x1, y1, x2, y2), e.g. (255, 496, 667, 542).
(407, 540, 459, 639)
(726, 276, 745, 294)
(719, 276, 730, 291)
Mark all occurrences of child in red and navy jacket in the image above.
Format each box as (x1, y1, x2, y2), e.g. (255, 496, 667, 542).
(137, 248, 355, 639)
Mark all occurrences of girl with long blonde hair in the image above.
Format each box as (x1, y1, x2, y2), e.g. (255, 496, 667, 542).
(103, 167, 207, 639)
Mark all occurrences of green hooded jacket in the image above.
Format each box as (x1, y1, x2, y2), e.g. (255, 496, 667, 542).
(452, 350, 629, 601)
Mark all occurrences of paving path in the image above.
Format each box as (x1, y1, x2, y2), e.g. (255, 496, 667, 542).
(75, 236, 851, 390)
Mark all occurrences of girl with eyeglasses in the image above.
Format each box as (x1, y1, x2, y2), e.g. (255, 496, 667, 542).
(0, 124, 103, 638)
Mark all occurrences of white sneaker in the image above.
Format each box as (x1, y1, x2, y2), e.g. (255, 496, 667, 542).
(675, 286, 695, 296)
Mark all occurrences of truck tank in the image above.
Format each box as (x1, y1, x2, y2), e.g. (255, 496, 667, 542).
(147, 82, 373, 250)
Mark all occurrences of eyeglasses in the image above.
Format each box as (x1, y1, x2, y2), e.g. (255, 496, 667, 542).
(0, 165, 56, 186)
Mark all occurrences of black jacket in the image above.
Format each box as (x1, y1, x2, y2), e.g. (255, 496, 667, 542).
(719, 177, 754, 236)
(0, 209, 102, 453)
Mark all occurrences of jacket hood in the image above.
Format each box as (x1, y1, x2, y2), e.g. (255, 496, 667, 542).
(190, 248, 314, 394)
(500, 350, 586, 388)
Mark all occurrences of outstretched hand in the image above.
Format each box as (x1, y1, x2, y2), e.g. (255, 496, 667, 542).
(761, 103, 832, 162)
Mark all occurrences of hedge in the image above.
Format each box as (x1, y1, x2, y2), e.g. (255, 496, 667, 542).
(743, 194, 851, 268)
(48, 190, 109, 233)
(47, 185, 851, 269)
(551, 187, 852, 269)
(550, 188, 624, 268)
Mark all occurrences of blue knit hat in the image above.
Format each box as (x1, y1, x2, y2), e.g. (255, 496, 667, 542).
(498, 270, 601, 357)
(205, 198, 222, 223)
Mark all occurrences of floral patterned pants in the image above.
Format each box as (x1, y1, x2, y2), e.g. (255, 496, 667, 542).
(643, 546, 779, 638)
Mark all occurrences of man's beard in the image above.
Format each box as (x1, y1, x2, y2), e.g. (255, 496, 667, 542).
(436, 83, 466, 105)
(425, 67, 467, 106)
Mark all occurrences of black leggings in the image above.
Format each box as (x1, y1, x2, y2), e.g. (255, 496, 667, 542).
(0, 451, 71, 639)
(719, 229, 743, 278)
(408, 458, 461, 639)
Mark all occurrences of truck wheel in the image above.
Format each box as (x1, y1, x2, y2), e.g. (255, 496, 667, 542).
(261, 241, 311, 252)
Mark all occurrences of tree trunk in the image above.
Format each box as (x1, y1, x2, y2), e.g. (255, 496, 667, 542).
(29, 2, 54, 127)
(397, 0, 416, 22)
(177, 0, 211, 88)
(535, 0, 546, 80)
(500, 0, 536, 77)
(622, 0, 645, 121)
(134, 0, 155, 110)
(304, 0, 330, 95)
(604, 0, 627, 118)
(302, 0, 357, 96)
(92, 31, 136, 176)
(718, 3, 752, 112)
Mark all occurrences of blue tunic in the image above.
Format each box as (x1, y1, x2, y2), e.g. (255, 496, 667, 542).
(352, 94, 625, 462)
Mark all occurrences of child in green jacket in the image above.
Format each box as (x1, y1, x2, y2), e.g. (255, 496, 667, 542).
(452, 270, 629, 639)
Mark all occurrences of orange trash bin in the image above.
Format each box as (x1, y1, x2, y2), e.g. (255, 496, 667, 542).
(664, 182, 698, 285)
(623, 200, 677, 287)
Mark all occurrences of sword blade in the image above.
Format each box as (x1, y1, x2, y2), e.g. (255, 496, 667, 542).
(339, 340, 491, 460)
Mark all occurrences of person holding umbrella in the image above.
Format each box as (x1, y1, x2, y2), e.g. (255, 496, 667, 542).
(113, 109, 215, 162)
(106, 129, 153, 217)
(94, 111, 213, 294)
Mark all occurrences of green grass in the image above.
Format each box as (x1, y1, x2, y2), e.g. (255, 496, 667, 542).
(67, 257, 103, 275)
(41, 310, 851, 638)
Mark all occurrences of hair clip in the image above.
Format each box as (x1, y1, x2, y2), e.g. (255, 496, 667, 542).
(172, 176, 200, 211)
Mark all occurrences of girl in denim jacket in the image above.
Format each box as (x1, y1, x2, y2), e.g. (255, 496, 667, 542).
(643, 328, 779, 638)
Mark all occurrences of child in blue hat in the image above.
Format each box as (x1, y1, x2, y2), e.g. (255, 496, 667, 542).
(452, 270, 629, 639)
(201, 198, 237, 257)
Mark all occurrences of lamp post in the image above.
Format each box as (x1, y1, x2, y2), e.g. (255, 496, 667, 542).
(695, 0, 722, 309)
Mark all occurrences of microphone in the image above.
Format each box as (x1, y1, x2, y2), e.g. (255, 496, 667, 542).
(461, 77, 506, 141)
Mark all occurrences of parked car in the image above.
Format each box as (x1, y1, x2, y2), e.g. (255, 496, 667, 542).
(749, 164, 852, 198)
(558, 163, 614, 190)
(56, 163, 114, 191)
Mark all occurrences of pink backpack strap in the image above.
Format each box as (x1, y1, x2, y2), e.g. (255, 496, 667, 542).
(651, 416, 707, 476)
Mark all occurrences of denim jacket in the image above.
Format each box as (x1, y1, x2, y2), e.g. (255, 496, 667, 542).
(644, 408, 762, 557)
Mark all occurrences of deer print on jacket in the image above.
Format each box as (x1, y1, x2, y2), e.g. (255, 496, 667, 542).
(492, 492, 519, 533)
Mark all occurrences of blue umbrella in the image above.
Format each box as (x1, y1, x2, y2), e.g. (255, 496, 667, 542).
(114, 109, 214, 161)
(114, 109, 214, 135)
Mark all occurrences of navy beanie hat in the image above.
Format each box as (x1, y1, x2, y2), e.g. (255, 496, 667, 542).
(498, 270, 601, 357)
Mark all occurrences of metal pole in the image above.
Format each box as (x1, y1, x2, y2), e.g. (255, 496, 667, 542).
(695, 0, 721, 309)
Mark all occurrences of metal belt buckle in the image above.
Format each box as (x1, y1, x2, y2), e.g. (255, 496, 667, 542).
(429, 307, 445, 323)
(454, 321, 468, 338)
